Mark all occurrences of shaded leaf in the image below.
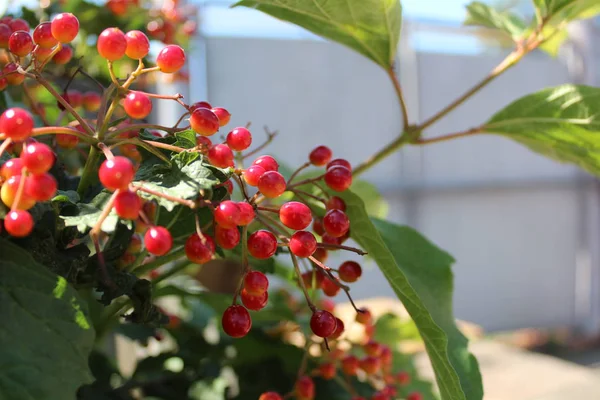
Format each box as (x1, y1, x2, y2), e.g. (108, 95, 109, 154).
(534, 0, 600, 22)
(234, 0, 402, 68)
(464, 1, 527, 39)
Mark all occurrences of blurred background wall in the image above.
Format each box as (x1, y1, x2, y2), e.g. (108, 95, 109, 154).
(158, 0, 600, 334)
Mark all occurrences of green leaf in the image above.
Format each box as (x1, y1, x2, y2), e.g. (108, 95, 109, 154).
(61, 190, 126, 233)
(234, 0, 402, 68)
(374, 312, 421, 346)
(349, 179, 389, 218)
(537, 25, 568, 56)
(338, 190, 483, 400)
(464, 1, 527, 39)
(534, 0, 600, 22)
(0, 239, 95, 400)
(175, 129, 198, 149)
(483, 84, 600, 176)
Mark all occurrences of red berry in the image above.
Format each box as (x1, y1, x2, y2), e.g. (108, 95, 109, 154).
(241, 288, 268, 311)
(114, 190, 142, 220)
(196, 135, 212, 149)
(371, 392, 389, 400)
(2, 63, 24, 85)
(190, 101, 212, 112)
(380, 345, 392, 366)
(324, 166, 352, 192)
(222, 305, 251, 338)
(279, 201, 312, 230)
(21, 143, 54, 175)
(329, 317, 345, 339)
(322, 233, 342, 246)
(309, 145, 332, 166)
(33, 22, 57, 48)
(0, 158, 24, 180)
(295, 376, 315, 400)
(364, 340, 382, 357)
(212, 107, 230, 126)
(125, 30, 149, 59)
(327, 158, 352, 171)
(66, 90, 83, 108)
(341, 355, 359, 376)
(144, 226, 173, 256)
(322, 210, 349, 237)
(320, 298, 336, 313)
(82, 92, 102, 112)
(0, 108, 33, 142)
(244, 270, 269, 295)
(226, 127, 252, 151)
(382, 385, 397, 398)
(0, 78, 6, 91)
(321, 278, 340, 297)
(289, 231, 317, 258)
(156, 45, 185, 73)
(313, 248, 328, 263)
(312, 217, 325, 236)
(359, 356, 381, 375)
(0, 23, 11, 48)
(310, 310, 337, 337)
(1, 175, 35, 210)
(24, 173, 57, 201)
(356, 308, 372, 325)
(257, 171, 286, 198)
(190, 107, 220, 136)
(127, 234, 143, 254)
(185, 234, 215, 264)
(207, 144, 234, 168)
(97, 28, 127, 61)
(214, 200, 240, 228)
(237, 202, 255, 226)
(51, 13, 79, 43)
(214, 225, 240, 249)
(407, 393, 423, 400)
(259, 392, 283, 400)
(123, 91, 152, 119)
(9, 19, 29, 33)
(8, 31, 33, 57)
(52, 45, 73, 64)
(326, 196, 346, 211)
(99, 156, 134, 191)
(247, 230, 277, 259)
(396, 371, 411, 386)
(252, 155, 278, 172)
(339, 261, 362, 283)
(4, 210, 33, 237)
(318, 362, 336, 380)
(242, 165, 265, 187)
(56, 133, 79, 149)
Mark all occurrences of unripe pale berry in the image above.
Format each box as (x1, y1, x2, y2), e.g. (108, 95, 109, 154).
(125, 30, 150, 59)
(51, 13, 79, 43)
(97, 28, 127, 61)
(156, 45, 185, 73)
(1, 175, 36, 210)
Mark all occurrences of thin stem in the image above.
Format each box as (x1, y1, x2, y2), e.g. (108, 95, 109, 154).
(291, 253, 316, 312)
(317, 243, 367, 255)
(134, 185, 196, 209)
(31, 126, 98, 145)
(98, 143, 114, 160)
(388, 66, 410, 131)
(232, 173, 251, 202)
(352, 132, 411, 177)
(257, 206, 279, 214)
(0, 138, 13, 158)
(333, 375, 359, 397)
(11, 168, 28, 211)
(416, 126, 484, 145)
(142, 140, 185, 153)
(242, 126, 278, 160)
(108, 123, 183, 139)
(288, 161, 310, 184)
(287, 174, 325, 189)
(91, 190, 120, 237)
(107, 61, 120, 86)
(292, 189, 326, 205)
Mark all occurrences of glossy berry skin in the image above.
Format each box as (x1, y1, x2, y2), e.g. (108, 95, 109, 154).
(356, 308, 372, 325)
(33, 22, 57, 48)
(97, 28, 127, 61)
(324, 166, 353, 192)
(190, 107, 220, 136)
(207, 144, 234, 168)
(329, 317, 345, 339)
(309, 145, 332, 166)
(222, 305, 251, 338)
(212, 107, 230, 126)
(196, 135, 212, 149)
(0, 108, 33, 142)
(313, 247, 328, 263)
(312, 217, 325, 236)
(185, 234, 216, 264)
(99, 156, 134, 191)
(123, 91, 152, 119)
(279, 201, 312, 230)
(214, 225, 240, 249)
(114, 190, 142, 220)
(190, 101, 212, 112)
(4, 210, 34, 237)
(321, 278, 341, 297)
(237, 202, 255, 226)
(326, 196, 346, 211)
(319, 362, 336, 380)
(241, 289, 268, 311)
(9, 31, 33, 57)
(156, 45, 185, 73)
(1, 176, 36, 210)
(289, 231, 317, 258)
(360, 356, 381, 375)
(257, 171, 286, 198)
(407, 393, 423, 400)
(0, 23, 11, 48)
(295, 376, 315, 400)
(323, 210, 350, 238)
(144, 226, 173, 256)
(247, 230, 277, 259)
(327, 158, 352, 171)
(226, 127, 252, 151)
(0, 158, 24, 180)
(259, 392, 283, 400)
(341, 355, 359, 376)
(252, 155, 278, 172)
(310, 310, 337, 338)
(214, 201, 240, 229)
(339, 261, 362, 282)
(51, 13, 79, 43)
(3, 63, 25, 85)
(21, 143, 55, 175)
(52, 45, 73, 65)
(125, 30, 150, 59)
(24, 173, 57, 201)
(9, 19, 29, 33)
(244, 270, 269, 295)
(243, 165, 265, 187)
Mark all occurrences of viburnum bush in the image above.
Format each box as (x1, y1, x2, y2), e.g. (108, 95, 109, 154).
(2, 0, 600, 400)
